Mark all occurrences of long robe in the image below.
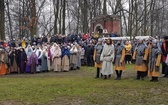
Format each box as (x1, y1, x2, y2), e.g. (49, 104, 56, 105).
(61, 48, 70, 71)
(40, 51, 48, 72)
(52, 45, 61, 72)
(19, 51, 27, 73)
(100, 43, 115, 75)
(76, 46, 81, 68)
(161, 40, 168, 75)
(0, 51, 9, 75)
(35, 48, 42, 72)
(47, 46, 52, 71)
(9, 51, 18, 73)
(27, 52, 38, 73)
(70, 46, 78, 70)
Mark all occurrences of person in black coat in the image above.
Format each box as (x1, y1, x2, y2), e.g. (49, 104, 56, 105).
(19, 48, 27, 73)
(85, 43, 94, 66)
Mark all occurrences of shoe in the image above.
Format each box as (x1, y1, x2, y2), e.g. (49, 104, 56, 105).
(136, 77, 140, 80)
(150, 79, 154, 82)
(103, 75, 107, 79)
(95, 77, 99, 79)
(118, 77, 121, 80)
(115, 77, 119, 80)
(150, 79, 158, 82)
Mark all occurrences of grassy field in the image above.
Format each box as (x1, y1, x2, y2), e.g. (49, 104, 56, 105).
(0, 65, 168, 105)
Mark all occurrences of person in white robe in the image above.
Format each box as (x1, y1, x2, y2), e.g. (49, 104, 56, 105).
(51, 43, 62, 72)
(70, 44, 78, 70)
(100, 38, 115, 79)
(35, 45, 43, 72)
(76, 44, 82, 69)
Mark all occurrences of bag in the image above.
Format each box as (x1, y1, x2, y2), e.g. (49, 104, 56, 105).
(95, 54, 101, 64)
(165, 54, 168, 65)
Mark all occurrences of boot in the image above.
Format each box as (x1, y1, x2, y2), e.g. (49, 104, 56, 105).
(95, 68, 100, 78)
(101, 73, 103, 78)
(118, 70, 122, 80)
(153, 77, 158, 82)
(108, 74, 111, 78)
(103, 75, 107, 79)
(136, 71, 140, 80)
(115, 70, 119, 80)
(150, 77, 154, 82)
(141, 72, 145, 80)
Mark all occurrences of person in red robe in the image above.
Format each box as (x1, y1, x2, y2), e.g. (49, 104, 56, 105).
(161, 36, 168, 77)
(0, 48, 9, 75)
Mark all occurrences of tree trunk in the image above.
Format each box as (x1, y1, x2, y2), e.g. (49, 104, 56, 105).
(62, 0, 66, 35)
(83, 0, 88, 33)
(0, 0, 5, 40)
(144, 0, 147, 36)
(150, 0, 155, 36)
(103, 0, 107, 15)
(30, 0, 37, 39)
(54, 0, 59, 34)
(59, 0, 62, 34)
(76, 0, 80, 33)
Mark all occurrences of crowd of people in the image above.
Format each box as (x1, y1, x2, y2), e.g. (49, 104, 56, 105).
(0, 34, 168, 82)
(94, 36, 168, 82)
(0, 34, 95, 75)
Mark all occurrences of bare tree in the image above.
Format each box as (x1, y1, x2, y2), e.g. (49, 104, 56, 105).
(0, 0, 5, 40)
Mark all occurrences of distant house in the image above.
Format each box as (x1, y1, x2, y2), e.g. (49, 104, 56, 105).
(90, 15, 120, 38)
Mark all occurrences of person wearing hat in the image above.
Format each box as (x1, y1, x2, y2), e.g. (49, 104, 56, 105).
(93, 38, 103, 78)
(148, 39, 162, 82)
(114, 40, 126, 80)
(133, 39, 148, 80)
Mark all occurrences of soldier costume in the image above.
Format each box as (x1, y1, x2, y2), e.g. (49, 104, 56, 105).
(93, 38, 103, 78)
(114, 40, 126, 80)
(148, 39, 162, 82)
(133, 39, 148, 80)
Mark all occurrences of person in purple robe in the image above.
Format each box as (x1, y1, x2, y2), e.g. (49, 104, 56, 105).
(26, 51, 38, 73)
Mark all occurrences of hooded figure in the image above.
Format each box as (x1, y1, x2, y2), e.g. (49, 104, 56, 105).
(148, 39, 162, 82)
(133, 39, 148, 80)
(26, 51, 38, 73)
(51, 43, 62, 72)
(61, 44, 70, 71)
(19, 48, 27, 73)
(93, 38, 103, 78)
(114, 40, 126, 80)
(70, 44, 78, 70)
(40, 48, 48, 72)
(9, 48, 19, 73)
